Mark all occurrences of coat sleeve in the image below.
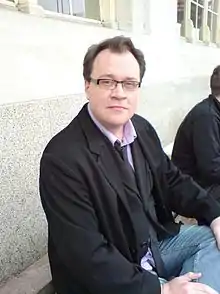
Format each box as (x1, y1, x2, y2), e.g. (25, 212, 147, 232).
(39, 153, 161, 294)
(163, 153, 220, 224)
(147, 122, 220, 225)
(192, 114, 220, 185)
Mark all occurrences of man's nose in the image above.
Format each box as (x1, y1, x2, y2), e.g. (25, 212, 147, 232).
(112, 83, 126, 99)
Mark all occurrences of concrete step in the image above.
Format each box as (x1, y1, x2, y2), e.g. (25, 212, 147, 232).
(37, 281, 55, 294)
(0, 255, 52, 294)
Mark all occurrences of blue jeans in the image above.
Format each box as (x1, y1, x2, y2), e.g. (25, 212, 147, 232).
(158, 225, 220, 292)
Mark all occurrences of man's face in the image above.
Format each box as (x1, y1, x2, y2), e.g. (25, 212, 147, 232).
(85, 49, 141, 132)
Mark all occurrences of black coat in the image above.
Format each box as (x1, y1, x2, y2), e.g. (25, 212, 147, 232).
(172, 95, 220, 188)
(40, 103, 220, 294)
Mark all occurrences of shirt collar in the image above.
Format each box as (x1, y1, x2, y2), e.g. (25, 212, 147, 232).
(88, 103, 137, 146)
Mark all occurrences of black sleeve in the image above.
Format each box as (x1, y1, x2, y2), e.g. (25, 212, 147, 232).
(192, 115, 220, 184)
(147, 122, 220, 224)
(163, 153, 220, 224)
(39, 153, 161, 294)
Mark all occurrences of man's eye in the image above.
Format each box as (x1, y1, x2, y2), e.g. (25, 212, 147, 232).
(102, 80, 113, 85)
(124, 81, 137, 87)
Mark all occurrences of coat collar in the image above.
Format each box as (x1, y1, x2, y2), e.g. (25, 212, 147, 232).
(210, 94, 220, 113)
(77, 103, 106, 156)
(77, 103, 143, 156)
(87, 103, 137, 147)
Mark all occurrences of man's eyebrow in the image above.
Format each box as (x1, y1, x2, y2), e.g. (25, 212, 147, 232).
(98, 74, 138, 80)
(98, 74, 115, 79)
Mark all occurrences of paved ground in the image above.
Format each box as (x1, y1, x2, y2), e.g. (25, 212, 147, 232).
(0, 255, 51, 294)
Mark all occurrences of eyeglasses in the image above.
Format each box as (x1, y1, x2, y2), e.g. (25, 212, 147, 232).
(90, 77, 141, 91)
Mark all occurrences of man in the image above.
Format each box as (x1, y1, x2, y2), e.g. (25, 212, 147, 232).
(172, 65, 220, 203)
(40, 36, 220, 294)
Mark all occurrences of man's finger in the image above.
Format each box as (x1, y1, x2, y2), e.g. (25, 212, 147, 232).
(180, 272, 202, 281)
(213, 232, 220, 250)
(217, 239, 220, 250)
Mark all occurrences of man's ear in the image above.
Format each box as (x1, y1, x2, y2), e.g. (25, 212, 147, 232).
(85, 80, 90, 100)
(85, 80, 90, 91)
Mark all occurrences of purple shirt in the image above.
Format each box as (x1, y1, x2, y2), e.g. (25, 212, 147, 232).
(88, 104, 155, 272)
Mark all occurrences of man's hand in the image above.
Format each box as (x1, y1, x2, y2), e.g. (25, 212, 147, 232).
(161, 272, 218, 294)
(210, 216, 220, 250)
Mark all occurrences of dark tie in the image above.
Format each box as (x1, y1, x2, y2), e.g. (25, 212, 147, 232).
(114, 140, 136, 181)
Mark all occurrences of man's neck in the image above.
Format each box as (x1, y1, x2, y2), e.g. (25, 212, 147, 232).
(87, 103, 136, 146)
(108, 126, 124, 141)
(87, 104, 124, 142)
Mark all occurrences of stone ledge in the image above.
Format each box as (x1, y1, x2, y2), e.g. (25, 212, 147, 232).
(0, 0, 17, 10)
(37, 281, 55, 294)
(44, 10, 102, 27)
(0, 255, 52, 294)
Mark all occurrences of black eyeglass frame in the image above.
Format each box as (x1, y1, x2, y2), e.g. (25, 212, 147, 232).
(89, 77, 141, 91)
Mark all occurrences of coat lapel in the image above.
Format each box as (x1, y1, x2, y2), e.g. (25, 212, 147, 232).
(77, 104, 132, 216)
(131, 139, 153, 202)
(133, 124, 173, 227)
(119, 163, 140, 199)
(131, 138, 160, 224)
(98, 144, 131, 213)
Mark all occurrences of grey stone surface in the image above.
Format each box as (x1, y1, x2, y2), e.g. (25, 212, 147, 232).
(0, 255, 51, 294)
(0, 94, 87, 283)
(48, 94, 87, 137)
(0, 101, 51, 282)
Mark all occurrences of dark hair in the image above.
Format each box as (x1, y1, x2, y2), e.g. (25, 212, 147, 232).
(210, 65, 220, 96)
(83, 36, 146, 83)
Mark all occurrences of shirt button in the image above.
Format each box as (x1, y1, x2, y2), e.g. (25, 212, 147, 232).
(141, 238, 150, 248)
(131, 248, 136, 254)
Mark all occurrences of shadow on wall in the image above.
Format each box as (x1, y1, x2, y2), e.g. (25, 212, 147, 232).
(139, 76, 210, 145)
